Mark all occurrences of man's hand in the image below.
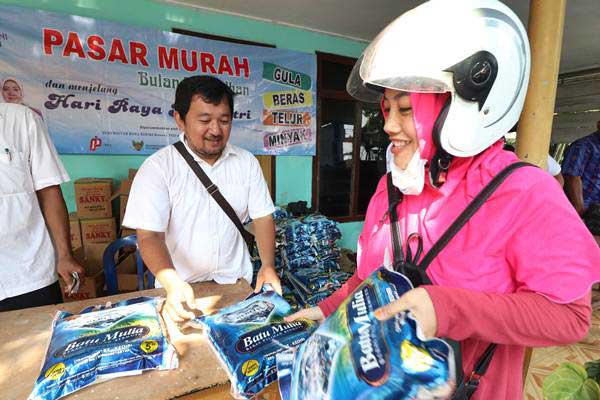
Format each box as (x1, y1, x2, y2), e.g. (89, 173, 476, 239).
(137, 231, 198, 322)
(284, 306, 325, 323)
(158, 269, 198, 322)
(374, 287, 438, 338)
(254, 265, 282, 295)
(252, 215, 278, 294)
(56, 256, 85, 291)
(164, 279, 197, 322)
(35, 184, 85, 292)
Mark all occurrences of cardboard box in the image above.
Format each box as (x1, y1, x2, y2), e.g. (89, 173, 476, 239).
(69, 213, 82, 251)
(58, 247, 104, 303)
(111, 178, 132, 224)
(111, 178, 133, 199)
(122, 178, 133, 194)
(119, 195, 129, 225)
(117, 250, 138, 274)
(59, 270, 105, 303)
(80, 217, 116, 244)
(117, 273, 140, 292)
(120, 228, 136, 238)
(75, 178, 113, 218)
(115, 252, 141, 292)
(83, 242, 110, 275)
(79, 242, 137, 277)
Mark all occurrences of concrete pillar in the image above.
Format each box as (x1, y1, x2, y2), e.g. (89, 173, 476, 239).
(516, 0, 566, 169)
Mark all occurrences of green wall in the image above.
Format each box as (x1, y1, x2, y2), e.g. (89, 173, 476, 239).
(337, 221, 363, 250)
(1, 0, 366, 249)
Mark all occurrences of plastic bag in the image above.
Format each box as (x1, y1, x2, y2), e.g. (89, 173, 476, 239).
(193, 290, 317, 399)
(28, 297, 178, 400)
(277, 267, 455, 400)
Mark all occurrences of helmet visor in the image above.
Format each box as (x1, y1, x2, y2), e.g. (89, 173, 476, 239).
(346, 3, 478, 102)
(346, 49, 451, 103)
(346, 55, 385, 103)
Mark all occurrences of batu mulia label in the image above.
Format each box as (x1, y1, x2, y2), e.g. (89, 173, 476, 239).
(54, 326, 150, 358)
(347, 284, 390, 386)
(235, 321, 309, 353)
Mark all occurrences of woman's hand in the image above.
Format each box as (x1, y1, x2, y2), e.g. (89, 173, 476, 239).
(374, 287, 438, 338)
(284, 306, 325, 323)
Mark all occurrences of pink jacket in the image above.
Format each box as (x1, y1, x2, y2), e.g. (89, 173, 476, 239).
(319, 92, 600, 399)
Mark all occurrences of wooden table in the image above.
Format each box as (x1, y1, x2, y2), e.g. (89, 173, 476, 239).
(0, 281, 281, 400)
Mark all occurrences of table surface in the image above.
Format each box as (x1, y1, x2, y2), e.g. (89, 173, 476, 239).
(0, 280, 256, 400)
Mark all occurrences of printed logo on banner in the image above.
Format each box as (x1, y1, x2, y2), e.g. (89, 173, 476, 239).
(263, 128, 312, 150)
(262, 110, 311, 127)
(132, 140, 144, 151)
(89, 136, 102, 151)
(262, 90, 312, 110)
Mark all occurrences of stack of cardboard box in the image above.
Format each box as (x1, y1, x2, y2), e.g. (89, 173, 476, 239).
(64, 170, 143, 301)
(63, 178, 115, 302)
(111, 168, 140, 292)
(113, 168, 137, 238)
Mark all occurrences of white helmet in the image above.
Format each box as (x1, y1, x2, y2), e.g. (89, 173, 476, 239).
(347, 0, 530, 158)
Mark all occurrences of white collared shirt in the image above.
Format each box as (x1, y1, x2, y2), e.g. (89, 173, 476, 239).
(0, 103, 69, 300)
(123, 133, 275, 285)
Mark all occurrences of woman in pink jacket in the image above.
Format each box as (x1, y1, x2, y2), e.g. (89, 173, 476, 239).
(287, 1, 600, 398)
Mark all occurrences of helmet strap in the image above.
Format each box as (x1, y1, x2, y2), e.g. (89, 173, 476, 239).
(430, 150, 453, 188)
(430, 97, 453, 188)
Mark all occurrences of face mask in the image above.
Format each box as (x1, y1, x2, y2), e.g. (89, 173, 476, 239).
(389, 147, 426, 195)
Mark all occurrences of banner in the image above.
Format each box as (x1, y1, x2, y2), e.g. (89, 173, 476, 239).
(0, 5, 317, 155)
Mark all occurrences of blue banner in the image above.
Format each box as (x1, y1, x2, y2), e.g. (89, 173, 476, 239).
(0, 5, 317, 155)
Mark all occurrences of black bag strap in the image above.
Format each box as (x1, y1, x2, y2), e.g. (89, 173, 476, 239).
(443, 161, 531, 400)
(173, 141, 255, 250)
(386, 161, 533, 400)
(386, 173, 405, 272)
(452, 343, 497, 399)
(419, 161, 531, 269)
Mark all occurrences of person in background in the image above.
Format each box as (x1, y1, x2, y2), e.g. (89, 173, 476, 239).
(0, 103, 84, 311)
(1, 77, 44, 118)
(286, 1, 600, 399)
(562, 121, 600, 219)
(123, 76, 281, 322)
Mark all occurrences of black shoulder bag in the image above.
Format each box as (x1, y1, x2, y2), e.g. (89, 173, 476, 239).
(387, 161, 532, 399)
(173, 141, 255, 252)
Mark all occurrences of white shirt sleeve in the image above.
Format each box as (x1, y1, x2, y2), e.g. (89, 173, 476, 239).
(546, 155, 561, 177)
(247, 156, 275, 219)
(122, 157, 171, 232)
(27, 111, 69, 190)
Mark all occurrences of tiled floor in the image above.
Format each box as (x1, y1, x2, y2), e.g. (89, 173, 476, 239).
(524, 286, 600, 399)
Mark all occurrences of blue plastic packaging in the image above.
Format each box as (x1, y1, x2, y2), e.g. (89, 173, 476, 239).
(278, 267, 455, 400)
(28, 297, 178, 400)
(193, 290, 317, 399)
